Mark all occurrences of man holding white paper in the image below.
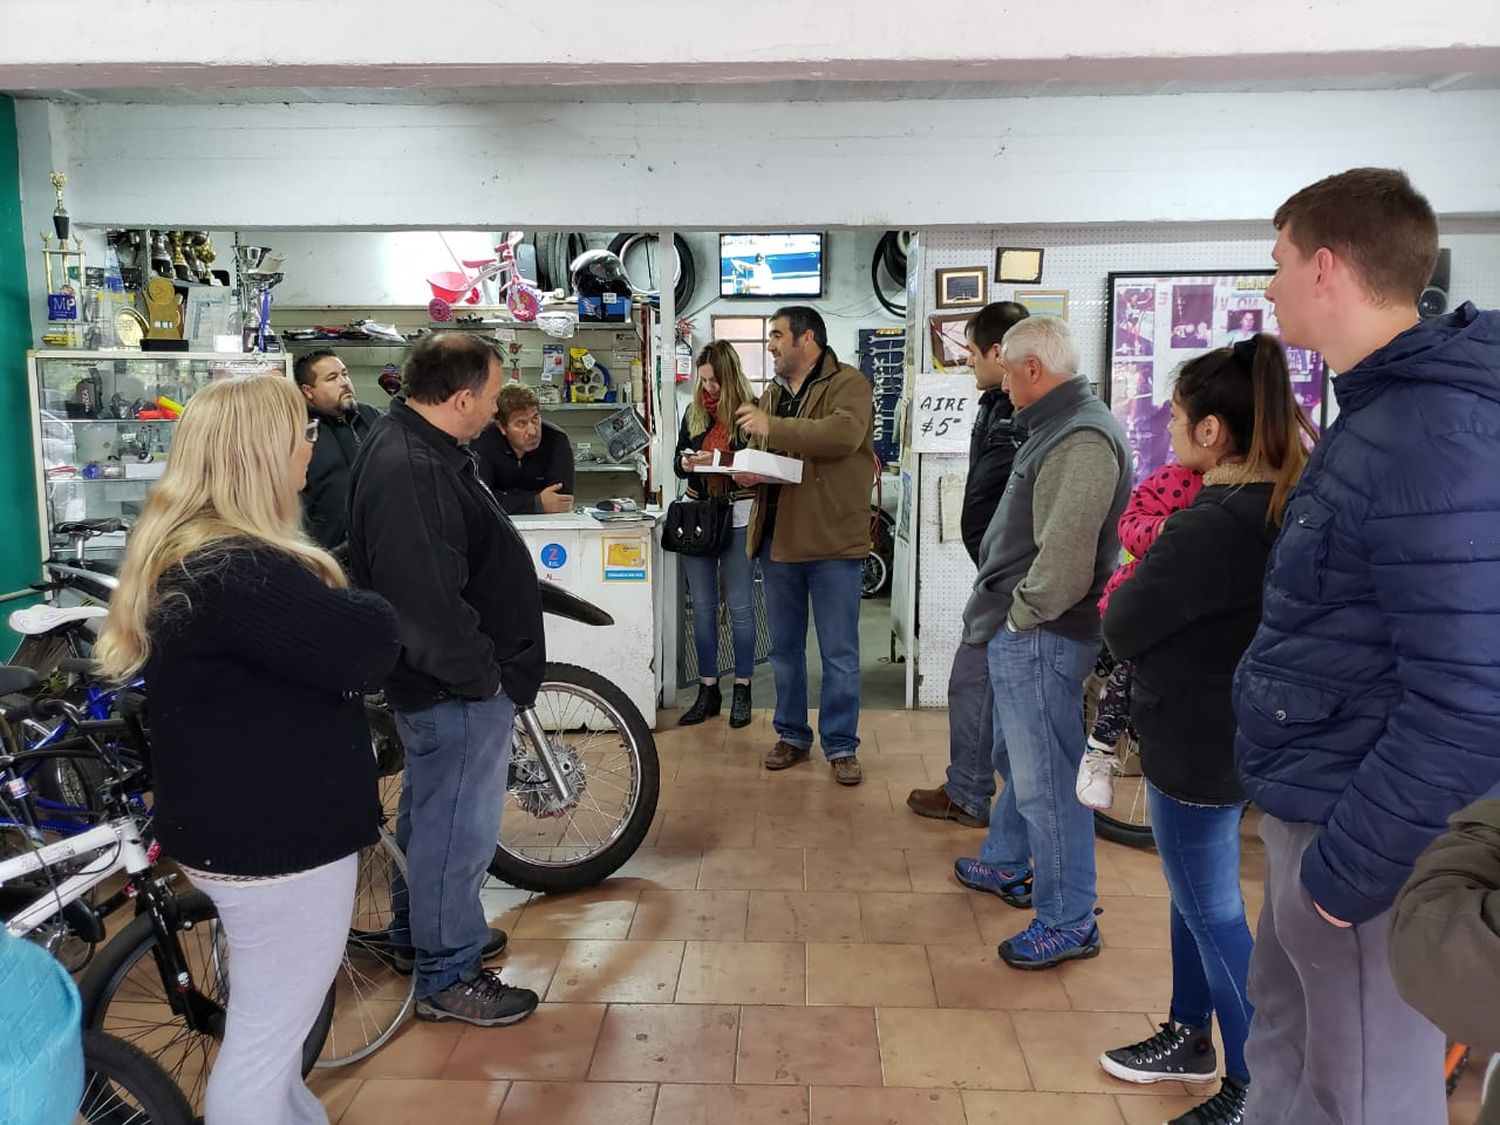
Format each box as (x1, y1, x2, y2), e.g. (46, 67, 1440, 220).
(735, 307, 875, 786)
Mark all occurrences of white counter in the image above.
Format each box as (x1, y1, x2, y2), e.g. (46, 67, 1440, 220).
(511, 512, 669, 727)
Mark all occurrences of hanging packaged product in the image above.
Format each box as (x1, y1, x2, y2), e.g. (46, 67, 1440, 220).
(541, 344, 566, 383)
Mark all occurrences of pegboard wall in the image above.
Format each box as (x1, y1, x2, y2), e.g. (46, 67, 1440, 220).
(911, 218, 1500, 708)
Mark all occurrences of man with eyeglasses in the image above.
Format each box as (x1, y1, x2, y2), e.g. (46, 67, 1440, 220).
(293, 349, 382, 555)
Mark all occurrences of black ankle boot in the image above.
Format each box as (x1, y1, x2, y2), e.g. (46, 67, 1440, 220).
(729, 683, 752, 728)
(678, 682, 721, 726)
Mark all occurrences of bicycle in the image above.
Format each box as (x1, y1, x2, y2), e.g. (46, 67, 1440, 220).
(0, 678, 331, 1111)
(426, 230, 542, 324)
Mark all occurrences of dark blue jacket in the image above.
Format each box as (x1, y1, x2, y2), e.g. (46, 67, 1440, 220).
(1234, 302, 1500, 925)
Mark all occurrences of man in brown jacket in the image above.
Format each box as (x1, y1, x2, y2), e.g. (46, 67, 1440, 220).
(1389, 798, 1500, 1123)
(735, 306, 874, 786)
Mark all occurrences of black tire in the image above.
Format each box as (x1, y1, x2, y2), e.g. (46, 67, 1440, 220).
(871, 234, 907, 318)
(1093, 807, 1156, 849)
(881, 229, 910, 287)
(490, 661, 659, 893)
(79, 1029, 195, 1125)
(861, 510, 895, 599)
(79, 890, 333, 1112)
(606, 232, 696, 309)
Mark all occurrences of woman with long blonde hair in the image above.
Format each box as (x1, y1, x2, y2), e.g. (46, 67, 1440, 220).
(97, 374, 399, 1125)
(673, 340, 759, 728)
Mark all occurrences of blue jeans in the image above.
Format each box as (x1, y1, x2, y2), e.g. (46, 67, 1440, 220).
(391, 693, 514, 999)
(1147, 783, 1255, 1084)
(944, 641, 997, 819)
(757, 540, 861, 759)
(979, 626, 1099, 930)
(681, 525, 756, 681)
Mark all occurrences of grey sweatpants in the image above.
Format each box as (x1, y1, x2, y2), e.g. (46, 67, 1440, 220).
(190, 854, 356, 1125)
(1243, 816, 1445, 1125)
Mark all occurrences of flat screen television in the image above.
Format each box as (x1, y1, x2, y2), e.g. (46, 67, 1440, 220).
(720, 233, 825, 298)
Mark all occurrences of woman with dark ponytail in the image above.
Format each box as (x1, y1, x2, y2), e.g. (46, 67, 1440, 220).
(1093, 335, 1315, 1124)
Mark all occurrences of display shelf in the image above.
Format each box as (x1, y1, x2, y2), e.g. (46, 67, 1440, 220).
(577, 463, 642, 473)
(49, 417, 179, 425)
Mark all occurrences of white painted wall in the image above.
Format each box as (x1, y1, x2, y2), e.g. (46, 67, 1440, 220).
(0, 0, 1494, 83)
(19, 90, 1500, 240)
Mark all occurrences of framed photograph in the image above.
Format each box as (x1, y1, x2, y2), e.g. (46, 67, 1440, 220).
(1014, 288, 1069, 320)
(934, 266, 987, 310)
(927, 313, 975, 370)
(1104, 269, 1329, 486)
(996, 247, 1045, 284)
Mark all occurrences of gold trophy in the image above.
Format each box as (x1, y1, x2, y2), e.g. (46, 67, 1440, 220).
(40, 172, 85, 346)
(169, 231, 191, 281)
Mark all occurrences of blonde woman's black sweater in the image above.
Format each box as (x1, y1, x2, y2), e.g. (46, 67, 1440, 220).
(144, 543, 400, 877)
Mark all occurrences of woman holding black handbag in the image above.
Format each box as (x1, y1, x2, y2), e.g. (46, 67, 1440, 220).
(673, 341, 759, 728)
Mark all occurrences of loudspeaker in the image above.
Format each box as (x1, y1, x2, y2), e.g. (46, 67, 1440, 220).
(1418, 248, 1451, 320)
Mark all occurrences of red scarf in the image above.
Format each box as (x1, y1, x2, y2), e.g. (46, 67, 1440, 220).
(700, 392, 731, 455)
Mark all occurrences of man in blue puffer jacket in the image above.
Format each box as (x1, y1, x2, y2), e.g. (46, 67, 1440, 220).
(1234, 167, 1500, 1125)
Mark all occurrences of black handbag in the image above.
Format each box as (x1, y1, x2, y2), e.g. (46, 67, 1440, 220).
(662, 495, 733, 556)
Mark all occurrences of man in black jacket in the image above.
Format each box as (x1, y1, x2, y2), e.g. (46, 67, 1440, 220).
(347, 333, 541, 1029)
(294, 349, 382, 554)
(907, 302, 1029, 827)
(472, 383, 575, 514)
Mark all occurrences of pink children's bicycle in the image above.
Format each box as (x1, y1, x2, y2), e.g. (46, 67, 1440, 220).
(426, 231, 542, 323)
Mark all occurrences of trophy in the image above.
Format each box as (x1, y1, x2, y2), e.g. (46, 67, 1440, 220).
(40, 172, 85, 346)
(235, 245, 285, 353)
(150, 231, 173, 278)
(169, 231, 191, 281)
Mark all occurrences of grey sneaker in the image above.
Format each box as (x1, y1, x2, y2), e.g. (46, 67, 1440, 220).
(1100, 1021, 1218, 1084)
(414, 969, 539, 1027)
(831, 756, 863, 786)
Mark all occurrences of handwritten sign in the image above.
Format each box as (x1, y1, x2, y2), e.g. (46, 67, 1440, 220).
(910, 372, 977, 453)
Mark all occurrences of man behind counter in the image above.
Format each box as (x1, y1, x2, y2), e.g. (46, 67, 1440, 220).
(473, 384, 575, 514)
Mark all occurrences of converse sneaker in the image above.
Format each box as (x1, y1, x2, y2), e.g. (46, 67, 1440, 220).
(1168, 1076, 1248, 1124)
(1076, 749, 1116, 810)
(997, 917, 1101, 970)
(414, 969, 539, 1027)
(953, 858, 1033, 908)
(1100, 1020, 1218, 1084)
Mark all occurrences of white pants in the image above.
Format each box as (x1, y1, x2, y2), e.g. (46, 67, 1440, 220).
(191, 854, 355, 1125)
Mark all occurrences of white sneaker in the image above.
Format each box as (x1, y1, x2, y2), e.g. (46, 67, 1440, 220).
(1076, 751, 1115, 810)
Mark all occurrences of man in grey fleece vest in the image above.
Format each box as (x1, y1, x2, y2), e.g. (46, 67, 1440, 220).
(952, 316, 1132, 970)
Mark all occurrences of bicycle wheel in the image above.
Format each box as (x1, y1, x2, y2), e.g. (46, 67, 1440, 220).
(1092, 733, 1156, 848)
(490, 662, 659, 893)
(77, 1029, 195, 1124)
(78, 890, 332, 1113)
(316, 830, 415, 1067)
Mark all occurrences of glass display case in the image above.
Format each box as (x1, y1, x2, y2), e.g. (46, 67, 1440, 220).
(27, 350, 288, 560)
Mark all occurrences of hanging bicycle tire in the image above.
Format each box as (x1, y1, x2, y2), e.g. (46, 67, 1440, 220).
(871, 232, 907, 318)
(1082, 663, 1155, 849)
(491, 661, 659, 893)
(607, 232, 696, 308)
(78, 1030, 196, 1125)
(79, 889, 333, 1113)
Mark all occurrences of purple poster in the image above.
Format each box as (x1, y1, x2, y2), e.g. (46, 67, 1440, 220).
(1105, 271, 1326, 484)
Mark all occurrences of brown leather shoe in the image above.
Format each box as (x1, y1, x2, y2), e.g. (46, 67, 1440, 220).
(906, 784, 988, 828)
(831, 756, 863, 786)
(764, 740, 811, 770)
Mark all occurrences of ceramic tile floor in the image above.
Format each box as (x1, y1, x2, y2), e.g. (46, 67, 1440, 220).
(312, 707, 1485, 1125)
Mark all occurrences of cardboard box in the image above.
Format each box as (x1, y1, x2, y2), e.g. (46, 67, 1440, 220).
(699, 447, 803, 484)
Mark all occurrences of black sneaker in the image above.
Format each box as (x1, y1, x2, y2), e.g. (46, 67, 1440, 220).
(368, 927, 508, 975)
(414, 968, 539, 1027)
(1168, 1076, 1248, 1124)
(1099, 1021, 1218, 1084)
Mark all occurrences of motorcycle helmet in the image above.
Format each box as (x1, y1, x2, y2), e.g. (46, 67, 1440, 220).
(569, 250, 633, 298)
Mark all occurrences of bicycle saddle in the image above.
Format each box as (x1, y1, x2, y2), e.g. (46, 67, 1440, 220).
(8, 604, 110, 636)
(0, 664, 39, 695)
(55, 518, 128, 535)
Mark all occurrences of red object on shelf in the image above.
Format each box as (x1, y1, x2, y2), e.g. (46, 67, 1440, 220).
(426, 271, 480, 305)
(135, 409, 167, 420)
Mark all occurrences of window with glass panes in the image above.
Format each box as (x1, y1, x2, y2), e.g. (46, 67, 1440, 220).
(711, 315, 771, 393)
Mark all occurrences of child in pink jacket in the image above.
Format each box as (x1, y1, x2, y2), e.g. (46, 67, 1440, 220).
(1077, 461, 1203, 809)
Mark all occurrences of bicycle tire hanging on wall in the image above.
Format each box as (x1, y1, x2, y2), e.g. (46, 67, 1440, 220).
(607, 232, 696, 308)
(872, 231, 908, 318)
